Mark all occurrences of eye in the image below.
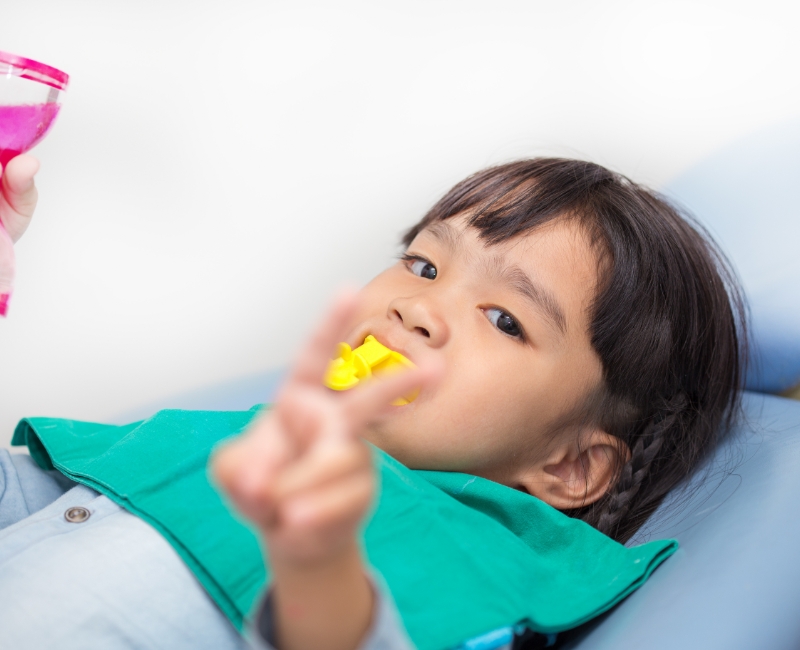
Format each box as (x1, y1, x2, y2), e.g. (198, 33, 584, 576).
(484, 307, 523, 339)
(403, 255, 437, 280)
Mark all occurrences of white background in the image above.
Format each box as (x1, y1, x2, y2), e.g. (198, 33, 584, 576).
(2, 0, 799, 446)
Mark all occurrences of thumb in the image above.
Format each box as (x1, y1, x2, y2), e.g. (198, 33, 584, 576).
(1, 155, 40, 242)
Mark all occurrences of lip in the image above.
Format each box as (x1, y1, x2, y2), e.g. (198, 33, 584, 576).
(349, 330, 415, 365)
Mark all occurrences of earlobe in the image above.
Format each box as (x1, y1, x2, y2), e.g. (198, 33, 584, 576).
(515, 431, 630, 511)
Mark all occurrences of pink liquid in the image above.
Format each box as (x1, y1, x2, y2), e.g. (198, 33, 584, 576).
(0, 103, 61, 168)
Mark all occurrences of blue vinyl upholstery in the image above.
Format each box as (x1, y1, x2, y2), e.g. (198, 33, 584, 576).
(565, 392, 800, 649)
(667, 121, 800, 393)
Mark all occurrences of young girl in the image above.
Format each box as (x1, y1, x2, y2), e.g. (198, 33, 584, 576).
(212, 158, 745, 650)
(0, 155, 744, 650)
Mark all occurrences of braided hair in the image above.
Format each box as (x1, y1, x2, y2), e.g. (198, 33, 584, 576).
(403, 158, 746, 543)
(592, 394, 687, 539)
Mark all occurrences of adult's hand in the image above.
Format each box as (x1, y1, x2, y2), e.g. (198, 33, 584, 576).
(1, 154, 40, 243)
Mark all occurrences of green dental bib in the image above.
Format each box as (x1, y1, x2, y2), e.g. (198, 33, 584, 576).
(13, 408, 676, 650)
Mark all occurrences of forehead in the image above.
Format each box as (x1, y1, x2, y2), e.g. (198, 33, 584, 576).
(420, 215, 597, 269)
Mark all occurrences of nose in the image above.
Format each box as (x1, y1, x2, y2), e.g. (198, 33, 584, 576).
(387, 294, 449, 347)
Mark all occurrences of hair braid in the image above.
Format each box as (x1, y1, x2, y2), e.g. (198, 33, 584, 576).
(595, 394, 688, 538)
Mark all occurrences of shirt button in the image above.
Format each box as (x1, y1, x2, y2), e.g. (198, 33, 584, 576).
(64, 507, 91, 523)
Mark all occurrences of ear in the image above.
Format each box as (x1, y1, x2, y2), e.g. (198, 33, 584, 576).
(512, 430, 631, 511)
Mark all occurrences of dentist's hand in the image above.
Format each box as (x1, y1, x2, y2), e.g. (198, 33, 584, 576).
(1, 154, 40, 242)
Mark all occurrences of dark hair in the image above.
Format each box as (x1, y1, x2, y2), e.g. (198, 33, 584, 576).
(403, 158, 746, 544)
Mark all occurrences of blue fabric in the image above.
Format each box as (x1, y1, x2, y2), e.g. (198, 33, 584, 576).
(565, 392, 800, 649)
(666, 120, 800, 393)
(0, 450, 75, 529)
(0, 483, 249, 650)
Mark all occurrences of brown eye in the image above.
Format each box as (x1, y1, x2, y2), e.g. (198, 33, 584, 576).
(409, 259, 437, 280)
(485, 308, 522, 338)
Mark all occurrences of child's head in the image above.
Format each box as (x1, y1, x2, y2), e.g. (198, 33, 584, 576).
(347, 158, 744, 542)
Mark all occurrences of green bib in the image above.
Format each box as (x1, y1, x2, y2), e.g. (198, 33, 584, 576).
(13, 408, 676, 650)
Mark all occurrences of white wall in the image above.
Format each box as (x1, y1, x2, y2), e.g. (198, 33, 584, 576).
(2, 0, 799, 446)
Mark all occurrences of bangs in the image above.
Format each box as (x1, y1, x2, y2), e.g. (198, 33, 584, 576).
(402, 159, 614, 247)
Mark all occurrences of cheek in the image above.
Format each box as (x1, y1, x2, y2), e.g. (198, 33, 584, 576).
(350, 270, 403, 323)
(438, 347, 551, 437)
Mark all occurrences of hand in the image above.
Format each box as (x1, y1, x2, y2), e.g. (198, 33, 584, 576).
(1, 154, 40, 243)
(213, 291, 441, 566)
(212, 292, 441, 650)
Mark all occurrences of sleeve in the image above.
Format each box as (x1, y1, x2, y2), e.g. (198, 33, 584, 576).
(247, 578, 414, 650)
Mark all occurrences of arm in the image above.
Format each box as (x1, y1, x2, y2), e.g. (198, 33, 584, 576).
(213, 293, 440, 650)
(249, 578, 414, 650)
(270, 541, 373, 650)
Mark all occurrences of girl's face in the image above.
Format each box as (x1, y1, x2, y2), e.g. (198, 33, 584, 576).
(345, 215, 605, 488)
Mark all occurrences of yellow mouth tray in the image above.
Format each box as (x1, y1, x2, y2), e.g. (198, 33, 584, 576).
(323, 335, 418, 405)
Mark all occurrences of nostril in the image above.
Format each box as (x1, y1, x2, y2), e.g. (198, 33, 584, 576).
(417, 327, 430, 338)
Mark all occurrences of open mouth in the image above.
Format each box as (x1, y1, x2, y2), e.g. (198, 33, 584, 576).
(324, 335, 418, 405)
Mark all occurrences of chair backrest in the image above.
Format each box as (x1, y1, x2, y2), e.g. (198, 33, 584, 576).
(564, 392, 800, 649)
(666, 120, 800, 393)
(111, 369, 286, 423)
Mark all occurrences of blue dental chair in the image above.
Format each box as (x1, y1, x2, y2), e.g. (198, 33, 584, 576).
(118, 122, 800, 650)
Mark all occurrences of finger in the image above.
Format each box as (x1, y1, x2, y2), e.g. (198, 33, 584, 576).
(341, 356, 445, 433)
(210, 414, 292, 524)
(1, 155, 40, 242)
(275, 439, 371, 499)
(213, 445, 281, 526)
(275, 385, 344, 452)
(282, 289, 360, 389)
(281, 470, 374, 530)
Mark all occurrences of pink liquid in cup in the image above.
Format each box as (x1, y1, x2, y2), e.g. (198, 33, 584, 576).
(0, 103, 61, 168)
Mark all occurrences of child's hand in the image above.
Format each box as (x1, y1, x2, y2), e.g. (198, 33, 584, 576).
(213, 293, 440, 650)
(1, 155, 40, 242)
(213, 291, 440, 566)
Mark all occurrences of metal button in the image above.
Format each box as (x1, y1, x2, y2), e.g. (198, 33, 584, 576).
(64, 507, 91, 523)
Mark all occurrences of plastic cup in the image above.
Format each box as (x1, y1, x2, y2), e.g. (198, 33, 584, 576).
(0, 51, 69, 316)
(0, 50, 69, 168)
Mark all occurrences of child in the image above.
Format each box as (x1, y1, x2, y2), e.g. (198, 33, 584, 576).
(0, 156, 743, 650)
(212, 158, 745, 650)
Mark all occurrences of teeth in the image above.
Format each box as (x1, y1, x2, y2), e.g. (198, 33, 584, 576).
(323, 335, 418, 404)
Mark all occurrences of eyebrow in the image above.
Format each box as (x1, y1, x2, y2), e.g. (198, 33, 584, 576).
(495, 261, 568, 336)
(422, 221, 568, 336)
